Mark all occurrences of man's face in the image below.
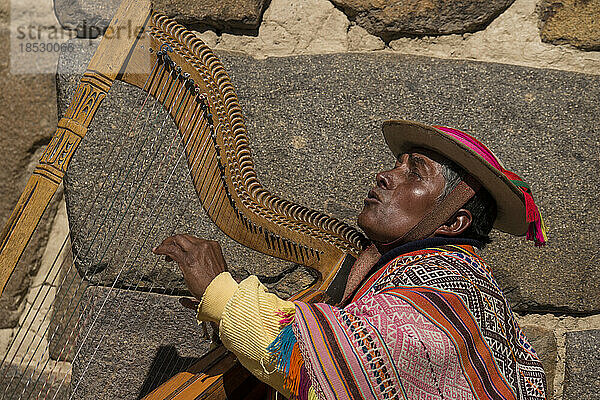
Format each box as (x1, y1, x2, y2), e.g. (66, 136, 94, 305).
(357, 150, 447, 243)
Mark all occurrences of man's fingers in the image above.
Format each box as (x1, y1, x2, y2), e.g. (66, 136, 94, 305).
(152, 241, 184, 263)
(172, 234, 195, 251)
(153, 236, 176, 253)
(152, 241, 176, 255)
(152, 235, 225, 302)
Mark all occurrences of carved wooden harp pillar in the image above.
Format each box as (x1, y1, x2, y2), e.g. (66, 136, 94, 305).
(0, 0, 367, 398)
(0, 66, 110, 285)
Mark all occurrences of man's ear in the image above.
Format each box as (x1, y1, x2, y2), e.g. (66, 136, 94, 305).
(434, 209, 473, 237)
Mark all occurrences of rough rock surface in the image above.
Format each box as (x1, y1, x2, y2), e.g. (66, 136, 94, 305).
(217, 0, 350, 57)
(0, 21, 59, 327)
(53, 0, 269, 38)
(59, 39, 600, 312)
(69, 286, 215, 399)
(521, 324, 557, 397)
(388, 0, 600, 77)
(152, 0, 269, 31)
(48, 250, 83, 362)
(0, 361, 70, 399)
(538, 0, 600, 51)
(219, 52, 600, 314)
(563, 330, 600, 399)
(330, 0, 515, 39)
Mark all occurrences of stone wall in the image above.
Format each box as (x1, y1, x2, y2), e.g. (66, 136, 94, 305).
(0, 0, 60, 330)
(1, 0, 599, 398)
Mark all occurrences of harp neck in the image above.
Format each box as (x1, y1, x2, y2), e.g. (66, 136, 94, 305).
(117, 12, 368, 293)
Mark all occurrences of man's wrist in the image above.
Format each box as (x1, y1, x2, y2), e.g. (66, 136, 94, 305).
(196, 271, 239, 324)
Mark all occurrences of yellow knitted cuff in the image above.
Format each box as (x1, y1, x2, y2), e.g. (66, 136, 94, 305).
(196, 272, 239, 324)
(219, 275, 294, 396)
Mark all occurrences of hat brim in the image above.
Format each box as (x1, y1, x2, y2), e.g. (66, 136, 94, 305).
(382, 120, 527, 236)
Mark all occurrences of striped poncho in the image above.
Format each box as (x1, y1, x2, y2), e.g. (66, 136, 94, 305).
(268, 240, 548, 400)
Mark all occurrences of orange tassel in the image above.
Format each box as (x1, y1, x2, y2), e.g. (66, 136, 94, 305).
(285, 343, 304, 396)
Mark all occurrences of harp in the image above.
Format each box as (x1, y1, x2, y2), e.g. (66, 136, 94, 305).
(0, 0, 367, 398)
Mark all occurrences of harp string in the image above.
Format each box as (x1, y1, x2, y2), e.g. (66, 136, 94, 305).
(0, 88, 157, 400)
(138, 125, 233, 396)
(67, 76, 215, 398)
(31, 59, 213, 399)
(106, 111, 220, 397)
(8, 57, 171, 396)
(80, 63, 179, 265)
(70, 121, 207, 398)
(69, 90, 221, 398)
(2, 42, 228, 399)
(16, 64, 186, 400)
(0, 236, 67, 384)
(4, 89, 164, 400)
(0, 56, 166, 398)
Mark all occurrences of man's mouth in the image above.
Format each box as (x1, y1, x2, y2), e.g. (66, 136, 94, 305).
(365, 189, 380, 204)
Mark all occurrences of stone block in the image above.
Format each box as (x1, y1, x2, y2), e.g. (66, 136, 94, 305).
(217, 0, 350, 57)
(218, 51, 600, 314)
(0, 24, 60, 328)
(152, 0, 269, 31)
(53, 0, 269, 38)
(348, 24, 385, 52)
(564, 330, 600, 399)
(539, 0, 600, 51)
(69, 286, 214, 399)
(330, 0, 515, 39)
(521, 324, 556, 397)
(58, 39, 600, 313)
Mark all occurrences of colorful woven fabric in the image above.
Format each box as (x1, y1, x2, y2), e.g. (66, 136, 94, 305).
(288, 245, 547, 400)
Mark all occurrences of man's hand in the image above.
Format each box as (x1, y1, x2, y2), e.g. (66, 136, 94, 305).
(152, 234, 226, 303)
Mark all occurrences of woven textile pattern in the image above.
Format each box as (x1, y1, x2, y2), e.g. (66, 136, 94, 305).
(293, 245, 547, 400)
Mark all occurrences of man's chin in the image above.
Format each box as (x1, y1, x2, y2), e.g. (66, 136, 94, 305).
(356, 210, 373, 239)
(357, 210, 397, 244)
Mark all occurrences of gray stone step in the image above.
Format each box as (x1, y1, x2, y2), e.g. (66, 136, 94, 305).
(57, 38, 600, 314)
(69, 286, 214, 399)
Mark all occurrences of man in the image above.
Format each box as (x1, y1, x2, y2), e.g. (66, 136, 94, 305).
(153, 120, 548, 399)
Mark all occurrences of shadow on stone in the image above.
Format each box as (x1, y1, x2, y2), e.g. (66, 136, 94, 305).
(69, 286, 213, 399)
(137, 345, 199, 399)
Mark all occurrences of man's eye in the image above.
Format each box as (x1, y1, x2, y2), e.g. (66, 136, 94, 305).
(410, 169, 422, 179)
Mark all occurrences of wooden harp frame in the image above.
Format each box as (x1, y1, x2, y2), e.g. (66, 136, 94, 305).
(0, 0, 367, 398)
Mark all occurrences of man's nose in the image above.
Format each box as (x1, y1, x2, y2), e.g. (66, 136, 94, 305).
(376, 170, 392, 189)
